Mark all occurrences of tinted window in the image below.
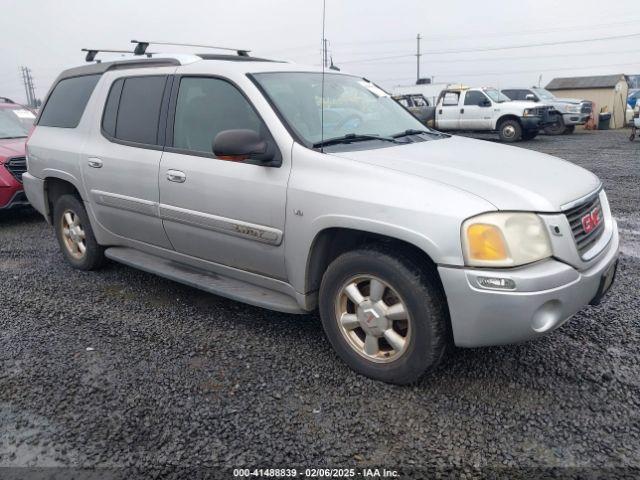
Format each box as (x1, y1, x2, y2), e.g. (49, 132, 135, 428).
(102, 78, 124, 137)
(115, 76, 166, 145)
(464, 91, 489, 106)
(502, 89, 527, 101)
(38, 75, 100, 128)
(173, 77, 263, 154)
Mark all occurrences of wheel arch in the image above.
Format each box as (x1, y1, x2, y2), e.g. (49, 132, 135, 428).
(304, 225, 443, 304)
(494, 114, 522, 130)
(42, 175, 84, 223)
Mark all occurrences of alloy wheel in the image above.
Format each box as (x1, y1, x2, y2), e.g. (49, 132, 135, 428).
(334, 275, 411, 363)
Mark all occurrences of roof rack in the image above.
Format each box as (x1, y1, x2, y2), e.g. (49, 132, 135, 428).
(131, 40, 251, 57)
(82, 48, 155, 62)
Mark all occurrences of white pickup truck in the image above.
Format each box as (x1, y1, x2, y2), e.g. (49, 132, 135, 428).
(426, 86, 559, 142)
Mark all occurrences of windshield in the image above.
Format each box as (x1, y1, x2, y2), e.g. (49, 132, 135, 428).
(0, 107, 35, 139)
(252, 72, 431, 147)
(532, 88, 556, 100)
(484, 89, 511, 103)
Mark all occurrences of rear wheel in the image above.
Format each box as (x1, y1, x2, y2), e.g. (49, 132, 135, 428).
(498, 119, 522, 142)
(53, 194, 105, 270)
(319, 246, 450, 384)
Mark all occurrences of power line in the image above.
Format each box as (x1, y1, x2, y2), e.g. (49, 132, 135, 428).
(339, 32, 640, 65)
(349, 49, 637, 67)
(263, 16, 640, 57)
(378, 60, 640, 84)
(333, 17, 640, 46)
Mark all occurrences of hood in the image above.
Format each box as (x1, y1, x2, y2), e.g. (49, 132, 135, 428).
(503, 100, 543, 109)
(329, 135, 600, 212)
(0, 138, 26, 162)
(551, 97, 584, 105)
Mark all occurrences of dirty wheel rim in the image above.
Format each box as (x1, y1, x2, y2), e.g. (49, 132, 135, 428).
(61, 209, 87, 260)
(502, 124, 517, 139)
(335, 275, 411, 364)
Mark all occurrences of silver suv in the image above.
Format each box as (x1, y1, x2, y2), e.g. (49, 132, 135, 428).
(24, 51, 619, 384)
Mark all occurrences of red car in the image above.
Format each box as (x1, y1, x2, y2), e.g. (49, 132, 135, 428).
(0, 99, 35, 210)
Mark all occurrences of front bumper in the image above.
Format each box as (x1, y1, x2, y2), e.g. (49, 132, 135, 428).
(0, 164, 27, 209)
(438, 220, 619, 347)
(562, 112, 590, 126)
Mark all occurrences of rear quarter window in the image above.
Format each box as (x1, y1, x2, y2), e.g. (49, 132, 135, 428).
(38, 75, 101, 128)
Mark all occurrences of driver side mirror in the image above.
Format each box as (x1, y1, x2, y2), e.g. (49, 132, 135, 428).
(525, 94, 537, 102)
(212, 129, 280, 167)
(480, 99, 492, 107)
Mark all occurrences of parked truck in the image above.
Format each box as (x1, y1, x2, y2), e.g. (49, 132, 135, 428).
(423, 86, 558, 142)
(501, 87, 592, 135)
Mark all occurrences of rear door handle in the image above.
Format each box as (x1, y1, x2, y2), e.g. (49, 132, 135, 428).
(87, 158, 103, 168)
(166, 170, 186, 183)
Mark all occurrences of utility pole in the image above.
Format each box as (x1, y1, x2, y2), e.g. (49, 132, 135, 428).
(416, 33, 422, 84)
(20, 66, 37, 108)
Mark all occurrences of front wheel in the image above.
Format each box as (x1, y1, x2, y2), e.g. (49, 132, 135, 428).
(543, 116, 565, 135)
(53, 194, 105, 270)
(498, 119, 522, 142)
(319, 247, 450, 384)
(521, 130, 539, 141)
(563, 125, 576, 134)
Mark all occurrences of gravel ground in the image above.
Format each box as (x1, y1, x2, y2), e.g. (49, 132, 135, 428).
(0, 129, 638, 478)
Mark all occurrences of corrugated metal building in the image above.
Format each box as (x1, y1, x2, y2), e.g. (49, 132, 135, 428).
(546, 74, 629, 128)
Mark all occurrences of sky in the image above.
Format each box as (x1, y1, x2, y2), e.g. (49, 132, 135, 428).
(1, 0, 639, 104)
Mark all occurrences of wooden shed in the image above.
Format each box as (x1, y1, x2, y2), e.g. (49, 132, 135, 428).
(546, 74, 629, 129)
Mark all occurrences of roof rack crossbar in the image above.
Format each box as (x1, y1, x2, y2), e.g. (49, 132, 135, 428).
(131, 40, 251, 57)
(82, 48, 154, 62)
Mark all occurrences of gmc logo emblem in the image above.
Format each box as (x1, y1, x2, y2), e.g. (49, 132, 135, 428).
(581, 207, 601, 234)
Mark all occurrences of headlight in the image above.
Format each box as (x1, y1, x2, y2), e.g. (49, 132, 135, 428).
(461, 212, 552, 267)
(564, 104, 580, 113)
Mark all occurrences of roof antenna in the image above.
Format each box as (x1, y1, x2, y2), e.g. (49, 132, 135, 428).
(320, 0, 326, 153)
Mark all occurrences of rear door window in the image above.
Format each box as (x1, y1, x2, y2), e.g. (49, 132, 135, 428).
(38, 75, 100, 128)
(112, 76, 167, 145)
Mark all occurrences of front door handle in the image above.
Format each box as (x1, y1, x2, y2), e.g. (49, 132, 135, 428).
(166, 170, 186, 183)
(460, 108, 464, 114)
(87, 158, 103, 168)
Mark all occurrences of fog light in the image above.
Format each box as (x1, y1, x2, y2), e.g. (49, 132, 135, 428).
(477, 276, 516, 290)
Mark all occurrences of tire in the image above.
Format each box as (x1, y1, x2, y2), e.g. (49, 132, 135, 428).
(629, 128, 636, 142)
(53, 194, 105, 270)
(543, 115, 565, 135)
(319, 246, 450, 385)
(563, 125, 576, 134)
(521, 130, 539, 141)
(498, 118, 522, 142)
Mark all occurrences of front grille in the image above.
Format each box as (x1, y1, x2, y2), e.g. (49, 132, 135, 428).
(581, 102, 592, 114)
(5, 156, 26, 183)
(564, 192, 605, 257)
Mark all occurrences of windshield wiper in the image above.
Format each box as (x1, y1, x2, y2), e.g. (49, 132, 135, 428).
(313, 133, 399, 148)
(391, 129, 442, 139)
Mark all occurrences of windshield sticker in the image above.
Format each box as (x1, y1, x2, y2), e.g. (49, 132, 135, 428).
(358, 81, 388, 98)
(13, 109, 36, 119)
